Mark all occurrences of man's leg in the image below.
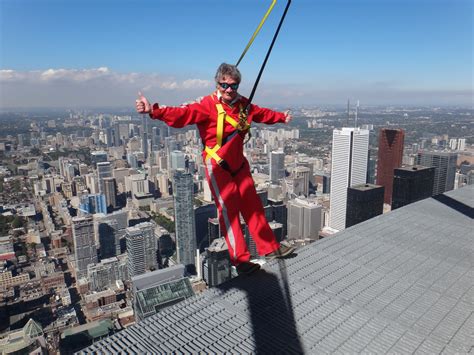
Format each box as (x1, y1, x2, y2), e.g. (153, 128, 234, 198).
(205, 160, 251, 265)
(235, 161, 280, 256)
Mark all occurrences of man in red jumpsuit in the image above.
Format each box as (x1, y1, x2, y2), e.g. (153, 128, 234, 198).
(136, 63, 295, 275)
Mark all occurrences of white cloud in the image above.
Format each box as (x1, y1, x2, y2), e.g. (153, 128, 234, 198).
(0, 67, 214, 108)
(0, 68, 212, 89)
(182, 79, 211, 89)
(0, 69, 27, 81)
(160, 81, 179, 90)
(0, 68, 471, 108)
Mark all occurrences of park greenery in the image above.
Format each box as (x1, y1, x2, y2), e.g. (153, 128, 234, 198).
(151, 212, 175, 233)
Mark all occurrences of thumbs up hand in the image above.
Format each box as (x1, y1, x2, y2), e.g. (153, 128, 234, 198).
(135, 91, 152, 114)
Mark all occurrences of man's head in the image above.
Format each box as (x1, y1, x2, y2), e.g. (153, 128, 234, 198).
(215, 63, 241, 104)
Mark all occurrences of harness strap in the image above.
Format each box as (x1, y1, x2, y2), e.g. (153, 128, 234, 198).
(204, 145, 222, 164)
(205, 103, 251, 164)
(216, 104, 225, 147)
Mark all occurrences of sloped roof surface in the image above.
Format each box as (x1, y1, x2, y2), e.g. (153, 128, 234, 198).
(79, 186, 473, 354)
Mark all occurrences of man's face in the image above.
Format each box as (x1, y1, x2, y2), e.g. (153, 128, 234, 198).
(217, 76, 239, 103)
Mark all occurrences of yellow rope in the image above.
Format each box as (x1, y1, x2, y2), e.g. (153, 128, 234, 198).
(236, 0, 277, 67)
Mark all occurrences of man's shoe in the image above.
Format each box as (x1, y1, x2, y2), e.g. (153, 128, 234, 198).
(236, 261, 261, 276)
(266, 244, 295, 259)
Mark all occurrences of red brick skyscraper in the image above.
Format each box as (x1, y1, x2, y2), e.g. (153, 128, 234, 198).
(377, 128, 404, 205)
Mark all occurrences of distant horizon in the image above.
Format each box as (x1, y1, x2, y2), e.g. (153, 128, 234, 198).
(0, 103, 473, 113)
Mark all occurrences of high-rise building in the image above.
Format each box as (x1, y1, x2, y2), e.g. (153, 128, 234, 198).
(376, 128, 404, 205)
(97, 220, 120, 259)
(269, 221, 284, 243)
(125, 174, 149, 197)
(329, 127, 369, 231)
(72, 216, 97, 279)
(292, 166, 311, 197)
(127, 153, 139, 169)
(84, 173, 99, 194)
(314, 173, 331, 194)
(79, 194, 107, 215)
(105, 128, 113, 147)
(171, 150, 186, 171)
(79, 163, 89, 176)
(449, 138, 457, 150)
(151, 126, 160, 147)
(287, 198, 322, 240)
(467, 171, 474, 186)
(392, 165, 435, 210)
(17, 133, 25, 147)
(64, 163, 77, 182)
(268, 198, 288, 238)
(173, 169, 196, 274)
(95, 209, 128, 244)
(102, 177, 117, 209)
(126, 222, 158, 278)
(87, 255, 128, 291)
(416, 151, 457, 196)
(270, 150, 285, 183)
(113, 122, 121, 147)
(91, 151, 108, 167)
(286, 175, 306, 197)
(346, 184, 384, 228)
(202, 238, 231, 287)
(208, 218, 221, 246)
(194, 203, 217, 252)
(97, 162, 112, 194)
(141, 116, 148, 160)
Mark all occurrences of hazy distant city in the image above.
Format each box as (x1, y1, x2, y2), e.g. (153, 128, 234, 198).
(0, 103, 472, 352)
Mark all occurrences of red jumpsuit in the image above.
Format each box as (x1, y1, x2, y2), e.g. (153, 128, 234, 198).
(150, 92, 286, 265)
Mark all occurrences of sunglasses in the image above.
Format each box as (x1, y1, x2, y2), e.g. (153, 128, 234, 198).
(219, 82, 239, 90)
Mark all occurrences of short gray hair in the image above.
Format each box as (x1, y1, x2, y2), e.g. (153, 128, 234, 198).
(215, 63, 241, 84)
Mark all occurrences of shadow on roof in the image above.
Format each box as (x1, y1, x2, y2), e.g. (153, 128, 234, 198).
(217, 258, 304, 354)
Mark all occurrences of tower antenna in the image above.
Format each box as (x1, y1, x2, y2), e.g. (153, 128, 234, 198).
(347, 99, 350, 127)
(355, 100, 359, 128)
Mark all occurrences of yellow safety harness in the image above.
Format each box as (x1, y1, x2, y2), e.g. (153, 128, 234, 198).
(204, 103, 250, 164)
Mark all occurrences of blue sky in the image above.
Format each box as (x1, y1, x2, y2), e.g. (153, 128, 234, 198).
(0, 0, 472, 108)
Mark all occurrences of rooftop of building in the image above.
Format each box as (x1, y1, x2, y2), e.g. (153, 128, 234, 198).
(79, 185, 473, 354)
(132, 264, 185, 291)
(208, 237, 228, 252)
(397, 165, 434, 172)
(0, 319, 43, 353)
(349, 183, 383, 191)
(62, 319, 114, 339)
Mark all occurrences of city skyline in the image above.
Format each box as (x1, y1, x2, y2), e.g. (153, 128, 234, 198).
(1, 0, 472, 108)
(0, 98, 472, 352)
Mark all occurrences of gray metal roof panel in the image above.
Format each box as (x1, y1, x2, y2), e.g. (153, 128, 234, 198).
(443, 183, 474, 208)
(78, 186, 474, 354)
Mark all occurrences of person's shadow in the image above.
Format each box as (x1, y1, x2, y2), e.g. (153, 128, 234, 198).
(216, 256, 304, 354)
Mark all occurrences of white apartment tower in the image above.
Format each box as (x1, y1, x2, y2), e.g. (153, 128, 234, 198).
(329, 127, 369, 231)
(287, 198, 322, 240)
(126, 222, 157, 278)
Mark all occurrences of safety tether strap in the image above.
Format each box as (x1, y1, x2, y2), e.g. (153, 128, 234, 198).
(205, 103, 250, 163)
(236, 0, 277, 67)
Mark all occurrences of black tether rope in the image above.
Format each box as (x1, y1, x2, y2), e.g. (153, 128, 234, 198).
(245, 0, 292, 112)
